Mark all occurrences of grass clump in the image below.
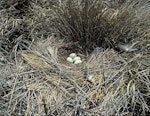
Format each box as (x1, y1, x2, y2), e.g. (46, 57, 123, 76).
(52, 0, 111, 52)
(51, 0, 149, 53)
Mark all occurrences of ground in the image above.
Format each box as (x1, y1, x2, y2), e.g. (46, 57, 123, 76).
(0, 0, 150, 116)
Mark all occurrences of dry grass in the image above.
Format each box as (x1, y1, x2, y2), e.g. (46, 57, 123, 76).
(0, 0, 150, 116)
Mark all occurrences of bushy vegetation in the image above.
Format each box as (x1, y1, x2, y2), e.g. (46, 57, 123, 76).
(51, 0, 149, 53)
(0, 0, 150, 115)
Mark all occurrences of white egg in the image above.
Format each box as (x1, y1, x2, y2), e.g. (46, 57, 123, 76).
(87, 75, 95, 83)
(74, 59, 82, 64)
(73, 56, 81, 61)
(67, 57, 74, 63)
(88, 75, 93, 80)
(69, 53, 77, 59)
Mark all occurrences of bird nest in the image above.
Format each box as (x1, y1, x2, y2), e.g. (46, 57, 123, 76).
(1, 36, 149, 115)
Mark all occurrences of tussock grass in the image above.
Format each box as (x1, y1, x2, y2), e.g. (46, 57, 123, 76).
(0, 0, 150, 115)
(51, 0, 150, 53)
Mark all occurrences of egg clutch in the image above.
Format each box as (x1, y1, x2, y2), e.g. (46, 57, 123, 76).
(67, 53, 82, 64)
